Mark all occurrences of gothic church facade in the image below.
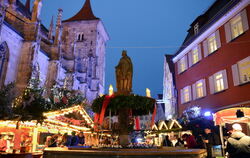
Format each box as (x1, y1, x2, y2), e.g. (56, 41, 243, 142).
(0, 0, 109, 102)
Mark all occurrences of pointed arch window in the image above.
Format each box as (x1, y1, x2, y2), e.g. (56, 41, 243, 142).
(0, 42, 9, 86)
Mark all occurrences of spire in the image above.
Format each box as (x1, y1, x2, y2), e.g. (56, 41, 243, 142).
(54, 8, 63, 45)
(25, 0, 30, 11)
(48, 16, 54, 40)
(63, 0, 98, 22)
(56, 8, 63, 27)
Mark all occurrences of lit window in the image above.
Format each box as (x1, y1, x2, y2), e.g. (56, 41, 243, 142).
(196, 82, 204, 98)
(215, 73, 224, 92)
(231, 15, 243, 39)
(238, 57, 250, 84)
(182, 86, 191, 103)
(179, 56, 187, 73)
(208, 34, 217, 53)
(209, 70, 228, 94)
(192, 48, 199, 64)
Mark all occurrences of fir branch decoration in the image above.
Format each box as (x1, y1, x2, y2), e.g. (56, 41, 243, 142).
(92, 95, 156, 116)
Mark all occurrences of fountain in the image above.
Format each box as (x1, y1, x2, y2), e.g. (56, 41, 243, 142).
(43, 50, 207, 158)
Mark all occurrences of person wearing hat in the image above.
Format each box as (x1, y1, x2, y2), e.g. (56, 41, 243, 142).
(203, 127, 221, 158)
(226, 123, 250, 158)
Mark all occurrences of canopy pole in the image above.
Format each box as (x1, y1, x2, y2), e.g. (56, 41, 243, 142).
(109, 110, 112, 129)
(219, 125, 225, 156)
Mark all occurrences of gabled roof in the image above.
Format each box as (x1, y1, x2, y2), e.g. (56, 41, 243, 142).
(63, 0, 99, 22)
(25, 0, 31, 12)
(152, 124, 158, 131)
(158, 120, 168, 130)
(174, 0, 241, 57)
(43, 105, 94, 131)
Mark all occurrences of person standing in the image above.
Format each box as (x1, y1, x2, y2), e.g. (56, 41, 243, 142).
(78, 132, 85, 146)
(203, 128, 221, 158)
(70, 131, 79, 146)
(182, 134, 197, 148)
(226, 124, 250, 158)
(163, 135, 172, 147)
(0, 135, 7, 152)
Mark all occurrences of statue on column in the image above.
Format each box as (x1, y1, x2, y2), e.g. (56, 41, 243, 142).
(115, 50, 133, 94)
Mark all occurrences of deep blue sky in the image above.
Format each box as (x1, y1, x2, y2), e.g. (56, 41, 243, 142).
(22, 0, 215, 98)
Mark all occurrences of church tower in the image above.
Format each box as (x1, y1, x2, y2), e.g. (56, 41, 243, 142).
(61, 0, 109, 101)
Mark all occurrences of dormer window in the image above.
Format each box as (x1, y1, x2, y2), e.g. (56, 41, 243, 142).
(194, 23, 199, 35)
(77, 33, 85, 42)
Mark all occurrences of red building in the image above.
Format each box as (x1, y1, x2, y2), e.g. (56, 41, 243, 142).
(173, 0, 250, 116)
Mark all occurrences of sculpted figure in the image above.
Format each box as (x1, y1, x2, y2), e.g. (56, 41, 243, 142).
(32, 0, 42, 21)
(115, 50, 133, 93)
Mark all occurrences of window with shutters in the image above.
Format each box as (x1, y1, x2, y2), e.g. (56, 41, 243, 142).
(233, 56, 250, 85)
(209, 70, 228, 94)
(179, 56, 187, 73)
(215, 73, 224, 92)
(231, 15, 244, 39)
(193, 79, 206, 100)
(203, 30, 221, 57)
(225, 9, 248, 42)
(192, 47, 199, 65)
(196, 82, 204, 98)
(181, 86, 191, 103)
(208, 34, 217, 53)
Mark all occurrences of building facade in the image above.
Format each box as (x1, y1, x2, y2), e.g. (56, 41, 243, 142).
(161, 55, 177, 119)
(0, 0, 109, 102)
(173, 0, 250, 116)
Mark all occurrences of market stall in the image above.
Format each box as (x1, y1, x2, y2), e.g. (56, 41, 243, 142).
(149, 119, 184, 146)
(0, 105, 95, 154)
(213, 107, 250, 156)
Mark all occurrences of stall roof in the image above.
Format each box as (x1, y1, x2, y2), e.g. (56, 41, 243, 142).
(214, 107, 250, 125)
(43, 105, 94, 131)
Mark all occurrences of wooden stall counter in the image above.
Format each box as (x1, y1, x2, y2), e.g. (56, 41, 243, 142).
(0, 152, 43, 158)
(43, 147, 207, 158)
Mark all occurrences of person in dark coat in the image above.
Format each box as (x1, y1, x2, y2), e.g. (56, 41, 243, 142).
(226, 124, 250, 158)
(70, 131, 79, 146)
(203, 128, 221, 158)
(59, 133, 71, 147)
(78, 132, 85, 145)
(162, 135, 172, 147)
(196, 134, 206, 149)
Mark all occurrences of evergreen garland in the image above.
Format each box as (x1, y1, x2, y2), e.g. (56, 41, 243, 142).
(92, 95, 156, 116)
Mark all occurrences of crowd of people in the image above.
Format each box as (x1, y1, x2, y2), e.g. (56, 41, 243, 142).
(45, 131, 85, 147)
(162, 123, 250, 158)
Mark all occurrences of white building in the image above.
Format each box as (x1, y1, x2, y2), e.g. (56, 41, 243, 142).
(160, 55, 177, 119)
(0, 0, 109, 102)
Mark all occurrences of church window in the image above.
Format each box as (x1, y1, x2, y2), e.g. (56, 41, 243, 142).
(78, 34, 81, 41)
(81, 34, 84, 41)
(77, 33, 85, 42)
(0, 42, 9, 86)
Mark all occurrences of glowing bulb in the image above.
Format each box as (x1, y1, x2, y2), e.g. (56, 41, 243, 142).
(146, 88, 151, 97)
(109, 85, 114, 96)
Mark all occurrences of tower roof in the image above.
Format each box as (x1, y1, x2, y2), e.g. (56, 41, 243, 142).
(63, 0, 99, 22)
(25, 0, 30, 11)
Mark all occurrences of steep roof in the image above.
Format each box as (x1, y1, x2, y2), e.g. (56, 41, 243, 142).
(63, 0, 99, 22)
(174, 0, 241, 57)
(25, 0, 31, 11)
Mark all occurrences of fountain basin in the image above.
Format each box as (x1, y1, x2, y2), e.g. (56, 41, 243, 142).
(43, 147, 207, 158)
